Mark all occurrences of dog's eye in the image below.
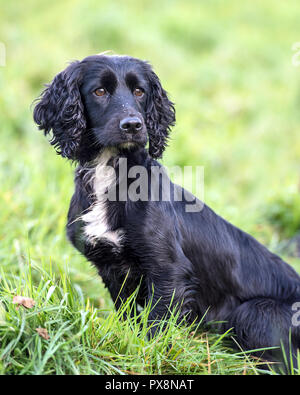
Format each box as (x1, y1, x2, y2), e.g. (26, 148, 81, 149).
(94, 88, 106, 97)
(133, 88, 144, 97)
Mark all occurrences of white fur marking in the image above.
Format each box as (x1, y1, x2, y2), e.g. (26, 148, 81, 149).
(81, 150, 124, 247)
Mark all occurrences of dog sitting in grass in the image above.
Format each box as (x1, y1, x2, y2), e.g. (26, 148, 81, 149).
(34, 54, 300, 371)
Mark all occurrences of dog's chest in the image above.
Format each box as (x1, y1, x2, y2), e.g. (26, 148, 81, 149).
(81, 151, 123, 247)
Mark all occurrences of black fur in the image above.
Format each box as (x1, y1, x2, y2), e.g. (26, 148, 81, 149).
(34, 54, 300, 371)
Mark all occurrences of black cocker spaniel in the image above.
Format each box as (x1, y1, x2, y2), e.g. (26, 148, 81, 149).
(34, 54, 300, 370)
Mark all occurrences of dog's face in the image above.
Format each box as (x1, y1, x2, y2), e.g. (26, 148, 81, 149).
(80, 56, 149, 153)
(33, 55, 175, 163)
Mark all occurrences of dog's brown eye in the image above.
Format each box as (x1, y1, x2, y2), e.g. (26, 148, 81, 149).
(94, 88, 106, 97)
(133, 88, 144, 97)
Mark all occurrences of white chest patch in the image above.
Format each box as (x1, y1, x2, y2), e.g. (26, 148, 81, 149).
(81, 150, 124, 247)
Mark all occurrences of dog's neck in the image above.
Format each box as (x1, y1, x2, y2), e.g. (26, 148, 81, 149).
(87, 146, 151, 169)
(78, 146, 152, 197)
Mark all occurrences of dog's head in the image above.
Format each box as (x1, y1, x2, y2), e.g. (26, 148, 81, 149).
(33, 54, 175, 163)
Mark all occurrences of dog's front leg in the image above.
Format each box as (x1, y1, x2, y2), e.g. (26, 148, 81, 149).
(99, 267, 141, 322)
(144, 271, 182, 339)
(139, 238, 195, 338)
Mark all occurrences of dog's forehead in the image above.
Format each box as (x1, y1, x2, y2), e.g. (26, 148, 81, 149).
(81, 55, 148, 81)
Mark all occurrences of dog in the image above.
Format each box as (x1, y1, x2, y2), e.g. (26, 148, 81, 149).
(33, 54, 300, 370)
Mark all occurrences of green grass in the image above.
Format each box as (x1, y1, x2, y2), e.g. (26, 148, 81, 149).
(1, 0, 300, 375)
(0, 257, 265, 375)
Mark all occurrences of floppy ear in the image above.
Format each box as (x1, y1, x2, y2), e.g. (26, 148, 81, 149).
(33, 61, 85, 160)
(145, 69, 175, 159)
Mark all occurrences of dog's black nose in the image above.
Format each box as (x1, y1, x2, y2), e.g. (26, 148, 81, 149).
(119, 116, 142, 134)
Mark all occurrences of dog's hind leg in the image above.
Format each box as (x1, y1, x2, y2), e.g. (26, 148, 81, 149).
(227, 298, 300, 372)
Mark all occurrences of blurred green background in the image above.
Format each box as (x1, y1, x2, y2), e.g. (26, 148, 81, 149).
(1, 0, 300, 299)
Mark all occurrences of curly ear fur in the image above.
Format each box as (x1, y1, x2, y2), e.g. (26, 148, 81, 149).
(33, 61, 85, 160)
(146, 69, 175, 159)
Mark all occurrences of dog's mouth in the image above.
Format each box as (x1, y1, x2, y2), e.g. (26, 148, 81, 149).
(118, 141, 139, 149)
(118, 130, 148, 149)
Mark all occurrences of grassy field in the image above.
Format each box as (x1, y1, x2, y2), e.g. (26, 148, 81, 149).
(0, 0, 300, 374)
